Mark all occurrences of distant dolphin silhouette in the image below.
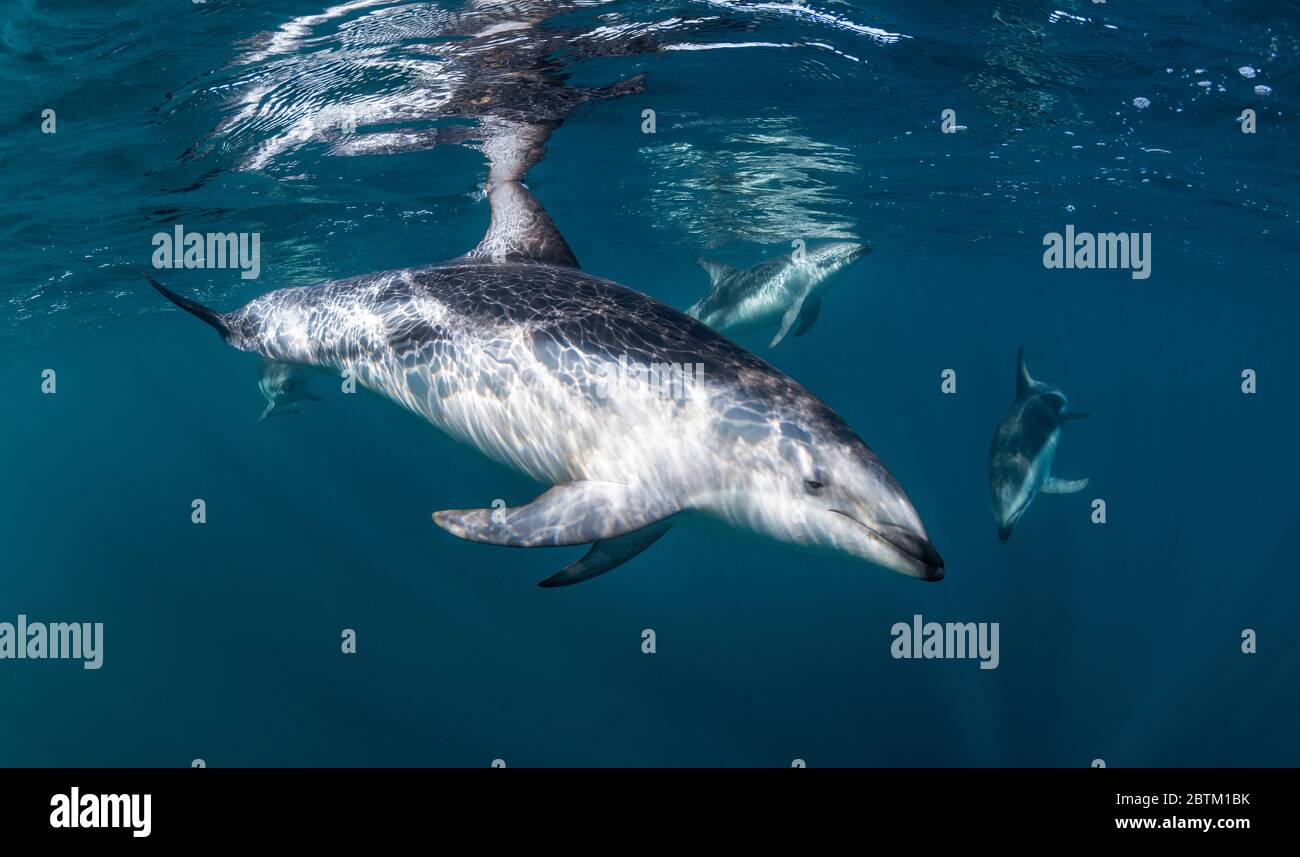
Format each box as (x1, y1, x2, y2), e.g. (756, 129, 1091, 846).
(687, 243, 870, 347)
(256, 356, 321, 423)
(988, 348, 1090, 542)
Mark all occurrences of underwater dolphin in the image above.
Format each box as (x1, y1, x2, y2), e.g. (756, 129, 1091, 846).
(686, 243, 870, 347)
(149, 146, 941, 587)
(988, 348, 1090, 543)
(256, 356, 321, 423)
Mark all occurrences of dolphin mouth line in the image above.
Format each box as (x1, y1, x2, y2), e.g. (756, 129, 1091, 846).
(830, 509, 944, 581)
(998, 503, 1029, 543)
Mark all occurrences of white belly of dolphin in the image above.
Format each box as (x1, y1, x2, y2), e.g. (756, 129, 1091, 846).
(233, 265, 713, 498)
(353, 323, 705, 491)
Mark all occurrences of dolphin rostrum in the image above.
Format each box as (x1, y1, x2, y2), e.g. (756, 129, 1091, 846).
(686, 242, 870, 347)
(149, 137, 941, 587)
(988, 347, 1090, 543)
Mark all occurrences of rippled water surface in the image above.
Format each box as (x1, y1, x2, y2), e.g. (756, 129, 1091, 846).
(1, 1, 1297, 766)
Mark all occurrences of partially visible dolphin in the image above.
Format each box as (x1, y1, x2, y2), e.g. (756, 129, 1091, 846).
(988, 348, 1090, 543)
(147, 143, 942, 588)
(686, 242, 870, 347)
(256, 356, 321, 423)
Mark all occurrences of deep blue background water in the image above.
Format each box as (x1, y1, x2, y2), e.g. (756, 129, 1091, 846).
(1, 0, 1297, 766)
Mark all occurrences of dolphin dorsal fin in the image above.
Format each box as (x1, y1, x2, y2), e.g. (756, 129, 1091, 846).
(697, 258, 736, 288)
(1016, 346, 1036, 396)
(470, 180, 580, 268)
(466, 118, 580, 269)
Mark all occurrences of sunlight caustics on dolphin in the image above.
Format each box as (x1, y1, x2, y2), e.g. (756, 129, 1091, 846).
(148, 160, 941, 586)
(147, 1, 941, 587)
(686, 242, 870, 347)
(988, 347, 1090, 543)
(146, 183, 942, 585)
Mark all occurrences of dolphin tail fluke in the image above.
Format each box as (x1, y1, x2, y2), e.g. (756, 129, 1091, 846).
(1043, 476, 1089, 494)
(144, 271, 231, 341)
(537, 521, 672, 588)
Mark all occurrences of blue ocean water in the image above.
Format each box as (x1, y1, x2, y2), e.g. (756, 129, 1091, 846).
(1, 0, 1297, 767)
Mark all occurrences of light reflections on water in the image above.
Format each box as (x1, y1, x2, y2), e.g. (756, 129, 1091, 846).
(1, 0, 1297, 343)
(640, 116, 861, 247)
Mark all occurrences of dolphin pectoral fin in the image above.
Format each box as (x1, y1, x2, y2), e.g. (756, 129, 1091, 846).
(1063, 410, 1090, 420)
(433, 481, 676, 548)
(793, 297, 822, 337)
(1043, 476, 1089, 494)
(537, 521, 673, 588)
(257, 401, 299, 423)
(697, 257, 737, 288)
(770, 296, 807, 348)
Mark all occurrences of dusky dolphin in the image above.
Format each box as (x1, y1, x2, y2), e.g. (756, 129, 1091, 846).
(256, 356, 321, 423)
(988, 347, 1090, 543)
(686, 243, 870, 347)
(148, 159, 942, 588)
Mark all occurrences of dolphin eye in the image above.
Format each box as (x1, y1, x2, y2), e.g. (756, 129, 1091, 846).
(804, 480, 824, 495)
